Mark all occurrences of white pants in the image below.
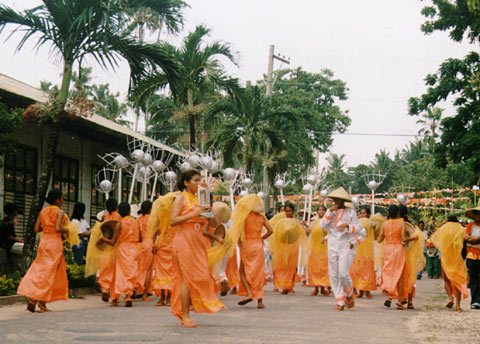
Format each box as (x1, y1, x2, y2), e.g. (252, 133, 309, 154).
(328, 243, 356, 306)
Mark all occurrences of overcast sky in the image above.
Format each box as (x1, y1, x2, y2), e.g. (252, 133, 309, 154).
(0, 0, 474, 168)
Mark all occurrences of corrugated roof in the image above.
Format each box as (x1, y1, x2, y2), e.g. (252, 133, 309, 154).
(0, 73, 186, 157)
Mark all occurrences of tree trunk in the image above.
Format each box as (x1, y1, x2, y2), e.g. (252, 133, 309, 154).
(187, 89, 196, 150)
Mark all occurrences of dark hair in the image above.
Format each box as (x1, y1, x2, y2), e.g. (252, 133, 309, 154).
(71, 202, 86, 221)
(106, 198, 118, 213)
(418, 221, 425, 226)
(284, 203, 295, 212)
(317, 205, 327, 212)
(399, 204, 409, 222)
(139, 200, 152, 215)
(177, 169, 200, 191)
(447, 215, 459, 222)
(118, 202, 130, 217)
(3, 203, 18, 217)
(278, 204, 285, 212)
(387, 205, 399, 219)
(361, 207, 371, 216)
(46, 189, 63, 205)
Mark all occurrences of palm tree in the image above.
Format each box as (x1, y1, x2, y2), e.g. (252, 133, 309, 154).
(130, 25, 241, 150)
(0, 0, 184, 261)
(417, 107, 443, 151)
(325, 153, 348, 188)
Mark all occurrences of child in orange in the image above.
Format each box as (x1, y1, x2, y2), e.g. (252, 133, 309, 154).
(17, 189, 69, 312)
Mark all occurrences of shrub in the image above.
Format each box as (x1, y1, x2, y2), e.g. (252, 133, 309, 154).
(0, 272, 22, 296)
(66, 264, 96, 289)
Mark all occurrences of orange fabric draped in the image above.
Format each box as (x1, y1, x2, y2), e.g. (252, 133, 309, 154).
(98, 211, 122, 292)
(110, 216, 140, 299)
(307, 222, 329, 287)
(171, 192, 225, 320)
(239, 212, 266, 300)
(226, 250, 239, 288)
(17, 206, 68, 302)
(153, 226, 176, 293)
(136, 215, 152, 294)
(380, 219, 405, 299)
(403, 225, 426, 296)
(432, 222, 469, 298)
(350, 218, 377, 291)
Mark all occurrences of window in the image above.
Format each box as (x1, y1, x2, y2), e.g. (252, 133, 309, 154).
(4, 145, 38, 195)
(53, 155, 79, 202)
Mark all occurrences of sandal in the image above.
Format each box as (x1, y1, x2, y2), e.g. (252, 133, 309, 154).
(238, 297, 253, 306)
(37, 302, 51, 312)
(335, 305, 345, 311)
(101, 292, 109, 302)
(384, 299, 392, 308)
(407, 303, 414, 310)
(396, 302, 405, 310)
(179, 320, 197, 328)
(110, 299, 119, 307)
(26, 300, 36, 313)
(125, 298, 133, 307)
(446, 301, 454, 309)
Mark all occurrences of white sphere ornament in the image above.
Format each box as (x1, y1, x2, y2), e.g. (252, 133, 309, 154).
(275, 179, 286, 189)
(368, 180, 378, 190)
(180, 161, 192, 171)
(307, 174, 317, 185)
(187, 155, 201, 167)
(165, 171, 177, 183)
(199, 155, 213, 170)
(113, 155, 129, 169)
(131, 149, 145, 164)
(320, 189, 328, 198)
(223, 168, 236, 181)
(142, 153, 153, 166)
(239, 190, 248, 198)
(258, 191, 265, 199)
(99, 180, 113, 193)
(209, 161, 219, 173)
(152, 160, 166, 173)
(397, 194, 407, 204)
(138, 166, 152, 181)
(352, 196, 359, 207)
(242, 178, 253, 188)
(302, 184, 313, 194)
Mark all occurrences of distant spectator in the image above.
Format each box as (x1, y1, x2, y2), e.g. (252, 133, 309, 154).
(429, 218, 438, 234)
(426, 232, 441, 279)
(0, 203, 24, 272)
(71, 202, 90, 265)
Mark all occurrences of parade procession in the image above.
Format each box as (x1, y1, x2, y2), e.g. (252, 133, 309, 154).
(1, 1, 480, 343)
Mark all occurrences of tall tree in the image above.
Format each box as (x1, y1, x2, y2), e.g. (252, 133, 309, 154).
(0, 0, 183, 262)
(416, 107, 443, 150)
(130, 25, 241, 150)
(325, 153, 349, 188)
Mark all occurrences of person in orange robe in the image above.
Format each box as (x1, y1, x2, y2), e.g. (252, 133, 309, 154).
(432, 215, 468, 312)
(135, 201, 153, 300)
(152, 219, 176, 306)
(17, 189, 69, 313)
(169, 169, 225, 328)
(235, 196, 273, 308)
(100, 202, 141, 307)
(308, 205, 330, 296)
(225, 250, 239, 294)
(350, 207, 377, 298)
(378, 205, 417, 310)
(98, 198, 122, 302)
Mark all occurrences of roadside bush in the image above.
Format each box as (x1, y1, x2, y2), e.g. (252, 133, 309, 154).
(0, 271, 22, 296)
(66, 264, 95, 289)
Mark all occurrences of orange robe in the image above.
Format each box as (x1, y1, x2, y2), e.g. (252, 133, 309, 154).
(350, 218, 377, 291)
(17, 206, 68, 302)
(136, 214, 153, 294)
(171, 192, 225, 319)
(381, 219, 405, 299)
(307, 224, 330, 287)
(226, 250, 240, 288)
(110, 216, 140, 299)
(273, 247, 299, 291)
(98, 211, 122, 293)
(239, 213, 266, 300)
(153, 225, 176, 293)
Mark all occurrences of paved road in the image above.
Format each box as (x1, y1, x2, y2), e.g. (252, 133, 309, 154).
(0, 277, 442, 344)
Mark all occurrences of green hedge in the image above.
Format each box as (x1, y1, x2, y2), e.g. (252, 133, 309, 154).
(0, 265, 95, 296)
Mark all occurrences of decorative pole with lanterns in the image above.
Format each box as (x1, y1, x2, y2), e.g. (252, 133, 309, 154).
(364, 172, 386, 214)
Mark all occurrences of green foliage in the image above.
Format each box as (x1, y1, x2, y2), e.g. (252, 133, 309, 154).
(66, 264, 96, 289)
(0, 272, 22, 296)
(0, 102, 23, 167)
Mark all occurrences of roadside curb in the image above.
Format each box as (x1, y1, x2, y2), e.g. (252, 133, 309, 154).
(0, 287, 98, 307)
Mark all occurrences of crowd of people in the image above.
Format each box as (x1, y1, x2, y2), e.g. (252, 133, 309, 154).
(5, 168, 480, 327)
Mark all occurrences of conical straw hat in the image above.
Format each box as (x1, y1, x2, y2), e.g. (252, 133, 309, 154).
(327, 187, 352, 202)
(345, 202, 355, 209)
(212, 202, 231, 224)
(465, 205, 480, 219)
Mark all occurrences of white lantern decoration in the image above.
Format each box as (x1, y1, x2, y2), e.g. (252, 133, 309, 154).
(242, 177, 253, 188)
(138, 166, 152, 181)
(180, 161, 192, 171)
(188, 155, 201, 167)
(223, 168, 236, 181)
(352, 196, 359, 208)
(397, 194, 407, 204)
(307, 174, 317, 185)
(302, 184, 313, 194)
(142, 153, 153, 166)
(165, 171, 177, 183)
(99, 180, 113, 193)
(199, 155, 213, 171)
(239, 190, 248, 198)
(209, 160, 219, 174)
(131, 149, 145, 163)
(368, 180, 378, 191)
(258, 191, 265, 199)
(151, 160, 166, 173)
(320, 189, 328, 198)
(275, 179, 286, 190)
(113, 155, 129, 169)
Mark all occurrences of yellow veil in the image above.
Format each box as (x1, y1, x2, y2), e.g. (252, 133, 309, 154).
(358, 218, 375, 261)
(403, 223, 426, 293)
(38, 214, 79, 246)
(270, 218, 307, 270)
(146, 192, 180, 244)
(85, 221, 119, 277)
(307, 220, 327, 259)
(431, 222, 468, 297)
